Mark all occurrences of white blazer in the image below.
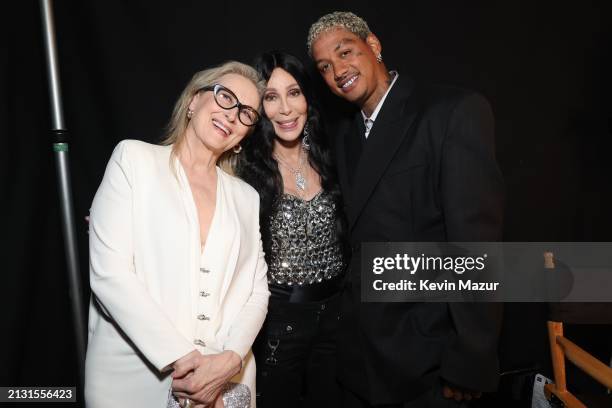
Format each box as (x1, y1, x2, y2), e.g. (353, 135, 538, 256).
(85, 140, 269, 408)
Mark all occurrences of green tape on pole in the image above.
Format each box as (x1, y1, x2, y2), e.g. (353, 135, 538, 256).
(53, 143, 69, 152)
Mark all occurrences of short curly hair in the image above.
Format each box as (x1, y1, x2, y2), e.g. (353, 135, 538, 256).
(307, 11, 371, 57)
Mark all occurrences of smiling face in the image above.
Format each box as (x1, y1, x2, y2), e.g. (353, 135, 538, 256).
(311, 28, 387, 112)
(262, 68, 308, 145)
(187, 73, 260, 155)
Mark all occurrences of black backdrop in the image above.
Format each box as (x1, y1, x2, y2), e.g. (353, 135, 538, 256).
(3, 1, 611, 406)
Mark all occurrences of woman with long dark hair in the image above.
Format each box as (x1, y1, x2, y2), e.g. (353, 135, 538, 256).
(237, 51, 346, 407)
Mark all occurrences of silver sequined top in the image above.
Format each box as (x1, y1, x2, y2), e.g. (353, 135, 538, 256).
(267, 190, 345, 286)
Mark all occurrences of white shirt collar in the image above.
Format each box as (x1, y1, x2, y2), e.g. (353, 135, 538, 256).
(361, 71, 399, 138)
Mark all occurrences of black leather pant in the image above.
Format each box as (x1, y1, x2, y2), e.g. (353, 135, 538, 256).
(253, 293, 342, 408)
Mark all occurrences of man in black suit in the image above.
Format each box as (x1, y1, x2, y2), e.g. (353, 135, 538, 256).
(307, 11, 505, 408)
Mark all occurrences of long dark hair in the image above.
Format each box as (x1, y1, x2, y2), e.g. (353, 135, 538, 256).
(237, 51, 346, 261)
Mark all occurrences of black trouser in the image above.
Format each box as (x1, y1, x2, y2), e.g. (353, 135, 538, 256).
(253, 294, 342, 408)
(341, 382, 473, 408)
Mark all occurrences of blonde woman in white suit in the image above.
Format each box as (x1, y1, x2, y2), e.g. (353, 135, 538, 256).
(85, 61, 270, 408)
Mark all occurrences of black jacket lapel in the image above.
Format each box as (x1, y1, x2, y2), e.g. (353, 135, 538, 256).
(348, 76, 419, 229)
(345, 118, 365, 188)
(333, 117, 352, 199)
(334, 112, 366, 198)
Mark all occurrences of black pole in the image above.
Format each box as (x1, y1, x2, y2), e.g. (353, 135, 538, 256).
(39, 0, 87, 389)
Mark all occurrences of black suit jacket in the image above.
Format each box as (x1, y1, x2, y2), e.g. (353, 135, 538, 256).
(332, 75, 504, 404)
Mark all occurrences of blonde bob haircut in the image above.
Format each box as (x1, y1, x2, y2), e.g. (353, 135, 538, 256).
(161, 61, 265, 174)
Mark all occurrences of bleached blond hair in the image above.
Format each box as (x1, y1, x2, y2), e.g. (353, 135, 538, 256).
(307, 11, 371, 57)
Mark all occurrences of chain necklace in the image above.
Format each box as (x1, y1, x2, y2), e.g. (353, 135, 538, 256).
(274, 146, 308, 198)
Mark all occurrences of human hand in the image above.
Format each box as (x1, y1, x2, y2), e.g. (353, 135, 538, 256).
(176, 397, 208, 408)
(442, 381, 482, 402)
(172, 350, 241, 406)
(177, 394, 223, 408)
(214, 393, 224, 408)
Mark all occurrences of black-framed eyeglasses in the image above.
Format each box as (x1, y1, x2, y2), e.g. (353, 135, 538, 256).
(198, 84, 260, 127)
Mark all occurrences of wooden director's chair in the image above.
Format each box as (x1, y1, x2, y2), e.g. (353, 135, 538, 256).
(543, 252, 612, 407)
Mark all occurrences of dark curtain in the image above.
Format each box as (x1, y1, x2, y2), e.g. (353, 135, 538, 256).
(3, 1, 611, 406)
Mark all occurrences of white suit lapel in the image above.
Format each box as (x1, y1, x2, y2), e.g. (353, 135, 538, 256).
(206, 170, 241, 302)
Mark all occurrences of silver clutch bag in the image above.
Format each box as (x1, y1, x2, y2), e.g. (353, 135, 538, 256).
(167, 382, 251, 408)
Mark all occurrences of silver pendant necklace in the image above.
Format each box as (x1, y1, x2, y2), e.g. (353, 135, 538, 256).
(274, 146, 308, 197)
(275, 146, 316, 237)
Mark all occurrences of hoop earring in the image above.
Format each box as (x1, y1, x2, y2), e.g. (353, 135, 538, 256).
(233, 144, 242, 154)
(302, 123, 311, 150)
(376, 53, 383, 63)
(187, 109, 194, 119)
